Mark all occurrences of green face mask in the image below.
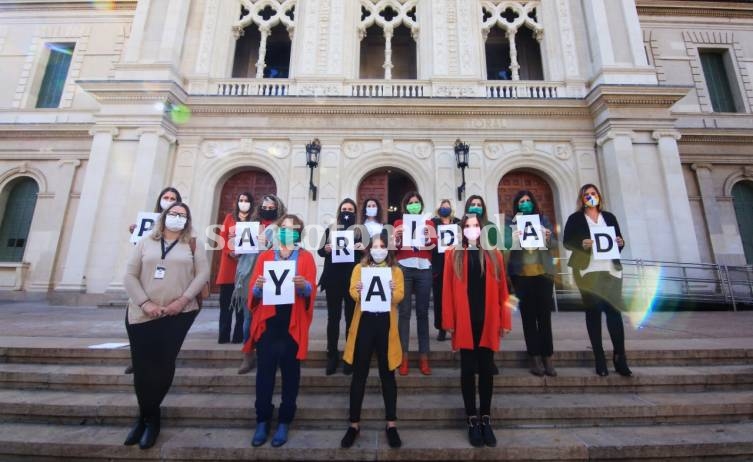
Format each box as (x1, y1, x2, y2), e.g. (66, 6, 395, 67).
(468, 205, 483, 215)
(406, 203, 422, 214)
(518, 200, 534, 214)
(278, 228, 300, 245)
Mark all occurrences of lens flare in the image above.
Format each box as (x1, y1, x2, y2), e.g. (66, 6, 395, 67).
(45, 43, 73, 55)
(91, 0, 116, 11)
(626, 265, 663, 329)
(169, 104, 191, 125)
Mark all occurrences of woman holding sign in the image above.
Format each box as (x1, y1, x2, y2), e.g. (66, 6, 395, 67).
(340, 231, 405, 449)
(245, 214, 317, 448)
(504, 190, 557, 377)
(563, 184, 632, 377)
(442, 214, 511, 447)
(393, 191, 436, 376)
(431, 199, 460, 341)
(318, 198, 364, 375)
(463, 195, 500, 249)
(361, 197, 385, 238)
(216, 192, 254, 344)
(123, 202, 209, 449)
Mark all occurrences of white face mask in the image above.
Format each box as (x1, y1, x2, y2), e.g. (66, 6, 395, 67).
(238, 202, 251, 213)
(160, 198, 176, 211)
(165, 215, 187, 232)
(370, 248, 389, 263)
(365, 206, 378, 218)
(463, 227, 481, 241)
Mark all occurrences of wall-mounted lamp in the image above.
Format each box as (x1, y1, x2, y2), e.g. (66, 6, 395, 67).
(454, 138, 470, 201)
(305, 138, 321, 201)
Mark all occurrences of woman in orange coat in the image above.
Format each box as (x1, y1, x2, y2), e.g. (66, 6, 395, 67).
(216, 192, 254, 344)
(244, 214, 317, 448)
(442, 214, 511, 448)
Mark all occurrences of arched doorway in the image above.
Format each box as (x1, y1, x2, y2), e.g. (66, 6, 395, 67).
(498, 170, 557, 228)
(0, 177, 39, 262)
(732, 181, 753, 264)
(357, 168, 417, 224)
(211, 169, 276, 291)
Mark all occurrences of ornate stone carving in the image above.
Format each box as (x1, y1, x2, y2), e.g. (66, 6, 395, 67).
(196, 0, 219, 74)
(480, 1, 542, 80)
(343, 142, 364, 159)
(412, 142, 432, 159)
(521, 139, 535, 156)
(555, 0, 578, 77)
(484, 143, 504, 160)
(555, 144, 572, 161)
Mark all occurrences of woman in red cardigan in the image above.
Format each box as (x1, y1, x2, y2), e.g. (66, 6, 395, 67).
(243, 214, 317, 448)
(442, 214, 511, 448)
(216, 191, 254, 344)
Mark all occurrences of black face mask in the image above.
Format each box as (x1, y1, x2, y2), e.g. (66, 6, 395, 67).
(338, 211, 356, 225)
(260, 209, 277, 221)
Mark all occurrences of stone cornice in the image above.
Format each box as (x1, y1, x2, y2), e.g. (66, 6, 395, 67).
(586, 85, 691, 114)
(76, 80, 188, 106)
(0, 125, 93, 137)
(0, 0, 136, 12)
(636, 1, 753, 19)
(679, 130, 753, 144)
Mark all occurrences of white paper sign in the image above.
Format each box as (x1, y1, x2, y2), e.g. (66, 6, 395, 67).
(263, 260, 296, 305)
(361, 267, 392, 313)
(437, 224, 459, 254)
(234, 222, 260, 254)
(590, 226, 621, 260)
(332, 230, 355, 263)
(130, 212, 160, 243)
(402, 214, 425, 248)
(516, 214, 545, 249)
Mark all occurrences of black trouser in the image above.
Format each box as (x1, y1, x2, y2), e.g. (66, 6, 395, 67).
(255, 305, 300, 424)
(432, 270, 443, 331)
(218, 283, 243, 343)
(460, 347, 495, 417)
(326, 281, 356, 357)
(578, 272, 626, 356)
(126, 310, 198, 419)
(349, 312, 397, 422)
(511, 275, 554, 357)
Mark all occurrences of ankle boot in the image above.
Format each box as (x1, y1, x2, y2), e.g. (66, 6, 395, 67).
(594, 349, 608, 377)
(237, 352, 256, 375)
(528, 355, 545, 376)
(480, 415, 497, 447)
(419, 355, 432, 376)
(613, 352, 633, 377)
(399, 357, 409, 376)
(467, 416, 483, 447)
(138, 411, 160, 450)
(325, 352, 339, 376)
(123, 416, 145, 446)
(543, 356, 557, 377)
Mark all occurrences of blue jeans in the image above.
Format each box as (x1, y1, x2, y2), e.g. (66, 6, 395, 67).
(397, 265, 432, 354)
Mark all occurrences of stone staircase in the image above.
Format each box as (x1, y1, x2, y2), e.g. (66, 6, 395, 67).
(1, 343, 753, 460)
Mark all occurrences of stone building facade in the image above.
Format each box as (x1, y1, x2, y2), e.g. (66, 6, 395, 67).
(0, 0, 751, 299)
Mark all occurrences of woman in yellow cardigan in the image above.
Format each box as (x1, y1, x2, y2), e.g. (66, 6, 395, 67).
(341, 232, 405, 449)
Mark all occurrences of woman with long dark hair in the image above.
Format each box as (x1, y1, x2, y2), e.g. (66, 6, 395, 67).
(563, 184, 632, 377)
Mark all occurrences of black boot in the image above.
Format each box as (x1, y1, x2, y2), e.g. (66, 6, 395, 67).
(613, 353, 633, 377)
(467, 416, 483, 447)
(123, 416, 145, 446)
(480, 415, 497, 447)
(326, 352, 339, 376)
(594, 349, 608, 377)
(528, 355, 545, 377)
(139, 411, 160, 450)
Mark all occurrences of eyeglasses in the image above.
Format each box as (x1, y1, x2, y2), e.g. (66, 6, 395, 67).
(167, 212, 188, 219)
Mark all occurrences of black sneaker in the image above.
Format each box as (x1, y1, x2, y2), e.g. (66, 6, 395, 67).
(480, 415, 497, 447)
(467, 416, 483, 447)
(385, 426, 402, 448)
(340, 426, 359, 448)
(325, 354, 339, 376)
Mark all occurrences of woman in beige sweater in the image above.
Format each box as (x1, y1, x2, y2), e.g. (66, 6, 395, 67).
(123, 202, 209, 449)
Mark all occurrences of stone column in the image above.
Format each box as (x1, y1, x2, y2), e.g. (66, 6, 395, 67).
(653, 130, 701, 263)
(57, 128, 117, 291)
(691, 163, 725, 262)
(597, 130, 650, 260)
(26, 159, 81, 292)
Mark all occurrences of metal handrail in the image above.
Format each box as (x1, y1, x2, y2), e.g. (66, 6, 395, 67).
(553, 258, 753, 311)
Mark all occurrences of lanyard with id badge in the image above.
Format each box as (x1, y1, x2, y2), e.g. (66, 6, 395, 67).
(155, 238, 178, 280)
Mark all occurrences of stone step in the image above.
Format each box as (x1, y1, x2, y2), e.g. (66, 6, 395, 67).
(2, 421, 753, 461)
(1, 389, 752, 429)
(1, 363, 752, 394)
(2, 344, 751, 369)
